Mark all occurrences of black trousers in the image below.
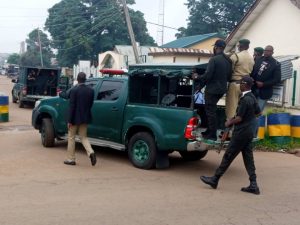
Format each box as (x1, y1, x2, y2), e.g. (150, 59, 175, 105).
(215, 130, 257, 182)
(195, 104, 208, 127)
(204, 92, 224, 133)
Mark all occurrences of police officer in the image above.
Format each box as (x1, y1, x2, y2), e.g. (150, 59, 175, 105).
(192, 39, 232, 141)
(200, 76, 261, 195)
(253, 47, 264, 62)
(226, 39, 254, 121)
(27, 70, 37, 94)
(251, 45, 281, 112)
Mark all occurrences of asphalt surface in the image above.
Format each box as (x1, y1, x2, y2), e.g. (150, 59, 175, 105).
(0, 75, 300, 225)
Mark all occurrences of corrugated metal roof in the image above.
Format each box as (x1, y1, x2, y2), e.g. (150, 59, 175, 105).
(148, 47, 213, 56)
(275, 55, 299, 80)
(161, 33, 223, 48)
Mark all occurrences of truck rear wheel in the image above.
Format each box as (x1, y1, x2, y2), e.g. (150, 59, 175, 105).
(41, 118, 55, 147)
(128, 132, 156, 169)
(180, 150, 208, 161)
(12, 92, 17, 103)
(18, 94, 25, 108)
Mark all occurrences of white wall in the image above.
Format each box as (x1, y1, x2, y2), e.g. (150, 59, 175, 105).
(243, 0, 300, 55)
(240, 0, 300, 107)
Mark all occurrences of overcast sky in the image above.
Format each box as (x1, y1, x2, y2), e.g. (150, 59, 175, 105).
(0, 0, 189, 54)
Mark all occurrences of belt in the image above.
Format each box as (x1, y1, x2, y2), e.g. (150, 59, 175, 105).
(229, 74, 250, 83)
(229, 80, 241, 83)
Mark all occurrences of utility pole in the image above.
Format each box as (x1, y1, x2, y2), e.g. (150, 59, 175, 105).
(37, 28, 44, 67)
(157, 0, 165, 46)
(120, 0, 141, 64)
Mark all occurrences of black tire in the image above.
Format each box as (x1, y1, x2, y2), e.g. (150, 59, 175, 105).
(180, 150, 208, 161)
(41, 118, 55, 147)
(128, 132, 156, 169)
(18, 94, 24, 108)
(12, 94, 17, 103)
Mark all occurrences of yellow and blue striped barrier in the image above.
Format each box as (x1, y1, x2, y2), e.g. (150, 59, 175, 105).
(267, 113, 291, 144)
(0, 96, 9, 122)
(257, 115, 266, 139)
(291, 115, 300, 140)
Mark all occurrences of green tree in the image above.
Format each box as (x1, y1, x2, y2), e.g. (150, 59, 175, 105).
(45, 0, 155, 67)
(177, 0, 255, 37)
(19, 29, 54, 67)
(7, 53, 20, 65)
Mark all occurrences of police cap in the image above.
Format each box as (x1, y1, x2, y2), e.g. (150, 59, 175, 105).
(239, 39, 250, 45)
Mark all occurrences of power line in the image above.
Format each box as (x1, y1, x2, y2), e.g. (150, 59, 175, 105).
(147, 21, 178, 31)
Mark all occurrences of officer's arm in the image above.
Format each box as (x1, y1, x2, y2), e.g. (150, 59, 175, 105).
(68, 89, 76, 124)
(196, 58, 215, 85)
(230, 53, 237, 72)
(226, 99, 247, 127)
(225, 116, 242, 128)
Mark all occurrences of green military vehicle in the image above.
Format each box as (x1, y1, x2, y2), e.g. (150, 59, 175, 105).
(32, 64, 226, 169)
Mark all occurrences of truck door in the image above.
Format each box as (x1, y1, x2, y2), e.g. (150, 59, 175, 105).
(89, 80, 126, 142)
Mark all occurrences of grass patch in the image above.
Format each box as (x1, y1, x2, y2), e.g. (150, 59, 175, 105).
(264, 107, 288, 115)
(254, 135, 300, 152)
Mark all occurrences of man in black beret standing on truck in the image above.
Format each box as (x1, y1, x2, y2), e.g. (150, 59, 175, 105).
(192, 39, 232, 141)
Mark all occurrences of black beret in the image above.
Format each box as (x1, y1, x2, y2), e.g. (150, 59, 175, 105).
(254, 47, 264, 54)
(213, 39, 226, 48)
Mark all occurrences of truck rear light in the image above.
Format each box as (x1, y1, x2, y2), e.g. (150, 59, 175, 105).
(184, 117, 199, 140)
(22, 87, 27, 95)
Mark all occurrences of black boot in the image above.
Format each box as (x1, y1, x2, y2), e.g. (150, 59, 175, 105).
(241, 181, 260, 195)
(200, 175, 220, 189)
(201, 129, 210, 136)
(202, 132, 217, 141)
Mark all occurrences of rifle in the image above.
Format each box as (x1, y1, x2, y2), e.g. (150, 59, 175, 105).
(216, 127, 231, 154)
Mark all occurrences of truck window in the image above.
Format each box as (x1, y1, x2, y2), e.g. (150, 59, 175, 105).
(97, 80, 123, 101)
(129, 75, 158, 104)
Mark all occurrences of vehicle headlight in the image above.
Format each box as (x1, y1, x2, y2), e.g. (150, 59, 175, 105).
(34, 100, 41, 108)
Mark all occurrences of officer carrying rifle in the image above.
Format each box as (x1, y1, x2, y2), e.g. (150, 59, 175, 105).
(200, 76, 262, 195)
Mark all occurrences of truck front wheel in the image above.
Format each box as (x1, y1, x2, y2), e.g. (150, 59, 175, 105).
(180, 150, 208, 161)
(128, 132, 156, 169)
(41, 118, 55, 147)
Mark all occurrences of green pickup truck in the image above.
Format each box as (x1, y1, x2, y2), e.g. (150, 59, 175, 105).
(32, 63, 226, 169)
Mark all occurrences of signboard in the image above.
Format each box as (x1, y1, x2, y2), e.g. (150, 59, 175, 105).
(268, 84, 284, 104)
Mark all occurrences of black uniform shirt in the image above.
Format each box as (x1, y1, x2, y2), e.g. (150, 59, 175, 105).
(250, 56, 281, 99)
(234, 91, 261, 134)
(196, 52, 232, 95)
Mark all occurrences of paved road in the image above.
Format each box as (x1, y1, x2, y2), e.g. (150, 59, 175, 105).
(0, 75, 300, 225)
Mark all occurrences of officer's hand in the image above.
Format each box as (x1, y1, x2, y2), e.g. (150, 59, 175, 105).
(68, 123, 73, 129)
(225, 120, 232, 128)
(256, 81, 264, 88)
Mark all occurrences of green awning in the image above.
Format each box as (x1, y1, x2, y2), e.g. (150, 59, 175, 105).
(128, 63, 207, 78)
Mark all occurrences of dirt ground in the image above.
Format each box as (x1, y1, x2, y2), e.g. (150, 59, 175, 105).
(1, 75, 300, 225)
